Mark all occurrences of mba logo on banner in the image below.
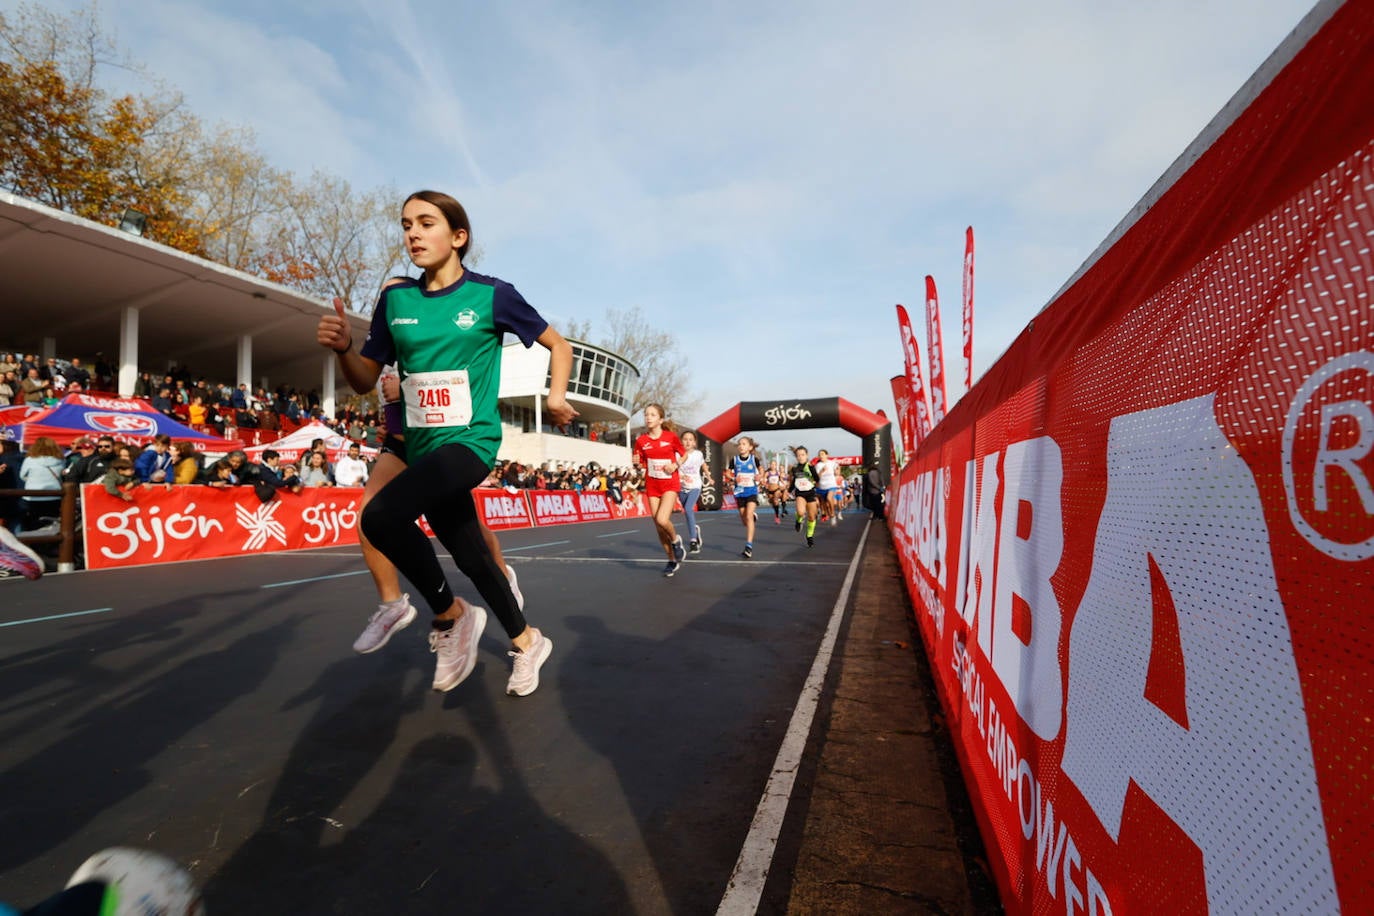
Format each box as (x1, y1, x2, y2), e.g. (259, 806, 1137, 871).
(527, 489, 649, 525)
(475, 489, 534, 530)
(885, 6, 1374, 911)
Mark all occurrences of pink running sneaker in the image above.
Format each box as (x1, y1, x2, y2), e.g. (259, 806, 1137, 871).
(0, 525, 42, 580)
(429, 601, 488, 692)
(353, 594, 417, 654)
(506, 628, 553, 696)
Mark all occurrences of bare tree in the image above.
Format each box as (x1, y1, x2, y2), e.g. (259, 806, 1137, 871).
(594, 306, 701, 427)
(561, 317, 594, 343)
(182, 124, 289, 270)
(0, 2, 207, 250)
(263, 170, 403, 313)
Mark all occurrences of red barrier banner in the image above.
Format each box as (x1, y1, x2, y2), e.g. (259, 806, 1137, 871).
(888, 5, 1372, 913)
(81, 486, 632, 567)
(474, 488, 535, 531)
(82, 484, 362, 569)
(526, 489, 649, 526)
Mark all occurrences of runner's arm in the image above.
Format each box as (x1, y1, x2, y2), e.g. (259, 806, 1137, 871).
(538, 325, 578, 428)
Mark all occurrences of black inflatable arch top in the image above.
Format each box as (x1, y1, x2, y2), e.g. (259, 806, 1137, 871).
(692, 397, 892, 511)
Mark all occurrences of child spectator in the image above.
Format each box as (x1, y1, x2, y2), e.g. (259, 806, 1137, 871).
(101, 458, 141, 502)
(199, 459, 234, 488)
(133, 435, 174, 483)
(255, 449, 303, 496)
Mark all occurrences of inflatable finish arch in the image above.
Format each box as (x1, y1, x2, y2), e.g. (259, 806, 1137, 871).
(693, 397, 892, 511)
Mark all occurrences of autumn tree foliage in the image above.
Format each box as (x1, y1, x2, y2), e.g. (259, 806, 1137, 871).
(0, 2, 400, 312)
(0, 5, 206, 253)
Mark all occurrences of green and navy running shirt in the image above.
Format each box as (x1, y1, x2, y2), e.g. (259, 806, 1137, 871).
(360, 272, 548, 465)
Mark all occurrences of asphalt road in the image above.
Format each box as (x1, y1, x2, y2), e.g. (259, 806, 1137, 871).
(0, 509, 870, 914)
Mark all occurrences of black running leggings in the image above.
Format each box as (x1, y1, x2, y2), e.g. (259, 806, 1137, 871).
(360, 442, 526, 639)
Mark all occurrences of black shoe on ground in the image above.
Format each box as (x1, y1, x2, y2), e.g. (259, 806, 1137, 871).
(741, 545, 753, 559)
(664, 561, 680, 577)
(806, 536, 814, 547)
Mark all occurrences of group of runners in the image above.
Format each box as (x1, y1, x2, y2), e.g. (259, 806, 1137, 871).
(313, 187, 859, 702)
(629, 425, 856, 569)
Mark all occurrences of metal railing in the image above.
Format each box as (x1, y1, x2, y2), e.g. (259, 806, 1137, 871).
(1, 482, 80, 573)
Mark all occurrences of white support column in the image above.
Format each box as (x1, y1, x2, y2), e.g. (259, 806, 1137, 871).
(118, 307, 139, 396)
(237, 335, 253, 389)
(534, 394, 544, 465)
(322, 355, 337, 419)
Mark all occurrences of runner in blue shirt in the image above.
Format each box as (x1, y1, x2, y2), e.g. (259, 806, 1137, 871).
(730, 436, 762, 558)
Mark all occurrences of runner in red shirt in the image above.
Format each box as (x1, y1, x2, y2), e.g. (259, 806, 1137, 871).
(633, 402, 687, 577)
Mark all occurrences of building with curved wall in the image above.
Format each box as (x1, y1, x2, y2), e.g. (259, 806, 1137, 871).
(497, 338, 638, 471)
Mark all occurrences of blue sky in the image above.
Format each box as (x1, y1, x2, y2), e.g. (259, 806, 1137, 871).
(30, 0, 1319, 455)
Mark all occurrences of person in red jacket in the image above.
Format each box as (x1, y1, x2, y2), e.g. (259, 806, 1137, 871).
(633, 403, 687, 577)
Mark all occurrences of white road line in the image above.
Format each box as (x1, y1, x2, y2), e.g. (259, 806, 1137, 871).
(0, 607, 115, 628)
(596, 529, 641, 538)
(500, 540, 571, 551)
(247, 550, 362, 559)
(716, 520, 871, 915)
(260, 570, 373, 589)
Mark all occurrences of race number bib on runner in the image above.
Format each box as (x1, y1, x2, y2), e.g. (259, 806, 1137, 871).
(736, 472, 756, 489)
(648, 457, 675, 479)
(794, 477, 814, 491)
(402, 369, 473, 428)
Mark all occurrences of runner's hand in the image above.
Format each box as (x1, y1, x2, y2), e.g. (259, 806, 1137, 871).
(380, 373, 401, 402)
(545, 397, 579, 429)
(317, 298, 353, 353)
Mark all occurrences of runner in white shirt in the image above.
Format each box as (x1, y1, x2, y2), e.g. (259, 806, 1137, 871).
(332, 442, 371, 487)
(815, 449, 843, 525)
(677, 430, 706, 554)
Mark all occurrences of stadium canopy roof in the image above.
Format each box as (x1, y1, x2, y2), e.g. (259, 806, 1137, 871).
(0, 190, 371, 400)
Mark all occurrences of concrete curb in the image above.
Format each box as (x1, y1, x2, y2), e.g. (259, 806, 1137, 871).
(785, 519, 1002, 914)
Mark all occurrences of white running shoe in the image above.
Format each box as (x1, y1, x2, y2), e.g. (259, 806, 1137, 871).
(505, 564, 525, 611)
(672, 537, 687, 563)
(429, 601, 487, 692)
(353, 594, 417, 654)
(507, 628, 553, 696)
(0, 525, 43, 580)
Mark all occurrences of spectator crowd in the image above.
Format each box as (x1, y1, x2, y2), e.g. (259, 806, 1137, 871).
(1, 348, 649, 571)
(0, 350, 383, 449)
